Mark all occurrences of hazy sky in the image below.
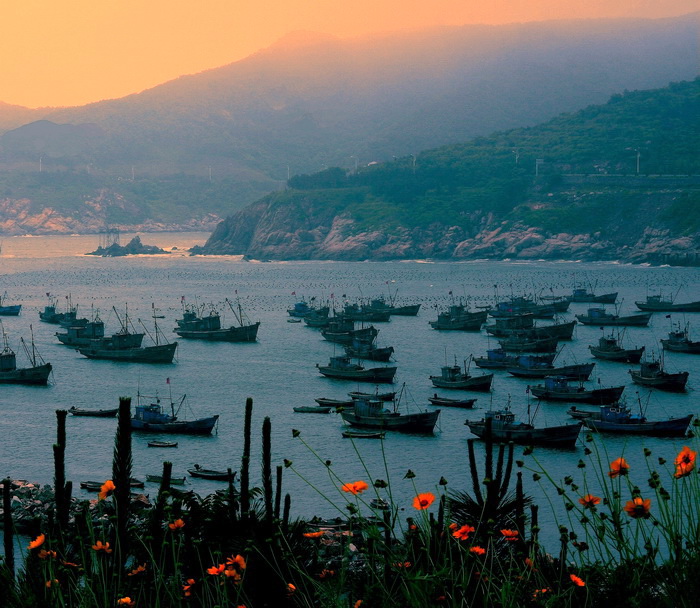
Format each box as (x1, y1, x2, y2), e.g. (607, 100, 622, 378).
(0, 1, 695, 108)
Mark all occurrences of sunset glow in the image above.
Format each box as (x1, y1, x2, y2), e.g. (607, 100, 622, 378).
(0, 1, 695, 108)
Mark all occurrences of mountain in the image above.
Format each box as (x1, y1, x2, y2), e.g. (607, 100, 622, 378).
(0, 14, 697, 234)
(192, 79, 700, 265)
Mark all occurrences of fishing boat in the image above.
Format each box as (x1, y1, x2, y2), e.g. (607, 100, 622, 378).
(315, 397, 354, 407)
(588, 334, 645, 362)
(340, 389, 440, 433)
(39, 295, 79, 325)
(428, 394, 477, 408)
(367, 295, 421, 317)
(529, 376, 625, 405)
(146, 474, 186, 485)
(174, 299, 260, 342)
(56, 316, 106, 346)
(147, 440, 179, 448)
(465, 408, 582, 447)
(628, 358, 689, 392)
(473, 349, 555, 370)
(317, 356, 397, 383)
(80, 478, 144, 491)
(568, 288, 617, 303)
(322, 325, 378, 345)
(287, 299, 329, 318)
(304, 311, 345, 328)
(635, 293, 700, 313)
(484, 314, 535, 336)
(429, 306, 487, 331)
(130, 391, 219, 434)
(660, 324, 700, 354)
(344, 341, 394, 362)
(498, 335, 560, 353)
(0, 331, 52, 385)
(187, 465, 236, 481)
(577, 403, 693, 437)
(429, 359, 493, 391)
(342, 429, 386, 439)
(348, 390, 396, 401)
(0, 292, 21, 316)
(343, 303, 391, 322)
(293, 406, 332, 413)
(68, 406, 119, 417)
(506, 357, 595, 381)
(575, 307, 652, 327)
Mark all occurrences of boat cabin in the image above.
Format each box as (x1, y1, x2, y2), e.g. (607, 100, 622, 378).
(543, 376, 571, 391)
(134, 401, 177, 424)
(439, 365, 464, 381)
(0, 348, 17, 371)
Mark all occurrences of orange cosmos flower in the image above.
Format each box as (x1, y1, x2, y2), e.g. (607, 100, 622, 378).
(354, 601, 363, 608)
(623, 496, 652, 519)
(578, 494, 601, 508)
(224, 568, 242, 581)
(570, 574, 585, 587)
(413, 492, 435, 510)
(207, 564, 225, 575)
(226, 554, 247, 570)
(393, 561, 412, 568)
(448, 522, 459, 530)
(318, 569, 335, 579)
(341, 480, 369, 495)
(469, 546, 486, 555)
(98, 480, 116, 500)
(287, 583, 297, 595)
(38, 549, 57, 560)
(45, 579, 59, 588)
(28, 534, 45, 550)
(117, 598, 135, 606)
(608, 457, 630, 478)
(128, 564, 146, 576)
(183, 578, 196, 597)
(500, 529, 519, 541)
(674, 446, 697, 478)
(168, 518, 185, 531)
(303, 531, 325, 538)
(452, 524, 475, 540)
(92, 541, 112, 553)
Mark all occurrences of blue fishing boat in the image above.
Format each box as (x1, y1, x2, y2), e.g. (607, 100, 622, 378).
(0, 293, 21, 316)
(576, 403, 693, 437)
(131, 392, 219, 435)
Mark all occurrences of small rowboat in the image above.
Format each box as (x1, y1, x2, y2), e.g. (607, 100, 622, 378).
(294, 406, 332, 414)
(147, 440, 179, 448)
(315, 397, 354, 407)
(428, 395, 477, 408)
(348, 391, 396, 401)
(146, 474, 187, 485)
(187, 466, 236, 481)
(80, 478, 144, 491)
(68, 406, 119, 417)
(342, 430, 386, 439)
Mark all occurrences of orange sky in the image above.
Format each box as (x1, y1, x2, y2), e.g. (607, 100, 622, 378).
(0, 1, 695, 108)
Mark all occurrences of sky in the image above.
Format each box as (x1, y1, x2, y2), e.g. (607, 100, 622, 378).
(0, 1, 695, 108)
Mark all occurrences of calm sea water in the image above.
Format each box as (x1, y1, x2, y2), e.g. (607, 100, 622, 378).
(1, 233, 698, 548)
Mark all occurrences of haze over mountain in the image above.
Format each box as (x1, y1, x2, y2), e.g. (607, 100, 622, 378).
(0, 13, 696, 234)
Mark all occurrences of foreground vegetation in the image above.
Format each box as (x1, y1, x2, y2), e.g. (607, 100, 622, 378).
(1, 398, 698, 607)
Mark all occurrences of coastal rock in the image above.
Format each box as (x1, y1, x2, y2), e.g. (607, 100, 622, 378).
(86, 236, 167, 257)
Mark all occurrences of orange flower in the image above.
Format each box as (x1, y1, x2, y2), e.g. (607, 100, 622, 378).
(128, 564, 146, 576)
(224, 568, 242, 581)
(500, 529, 519, 541)
(525, 557, 538, 571)
(448, 522, 458, 530)
(354, 601, 363, 608)
(183, 578, 196, 597)
(674, 446, 697, 478)
(62, 560, 80, 568)
(570, 574, 585, 587)
(168, 518, 185, 531)
(341, 480, 369, 495)
(92, 541, 112, 553)
(578, 494, 601, 508)
(303, 531, 325, 538)
(608, 457, 630, 478)
(393, 561, 412, 568)
(207, 564, 225, 575)
(469, 546, 486, 555)
(28, 534, 45, 550)
(287, 583, 296, 595)
(623, 496, 652, 519)
(318, 569, 335, 579)
(98, 479, 116, 500)
(532, 588, 550, 599)
(45, 579, 59, 588)
(452, 524, 475, 540)
(413, 492, 435, 510)
(226, 554, 247, 570)
(38, 549, 57, 560)
(117, 598, 135, 606)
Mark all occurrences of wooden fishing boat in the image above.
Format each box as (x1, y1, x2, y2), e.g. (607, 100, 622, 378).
(317, 356, 397, 383)
(80, 478, 144, 491)
(0, 333, 52, 385)
(465, 408, 582, 448)
(287, 300, 329, 318)
(68, 406, 119, 417)
(0, 293, 21, 316)
(430, 306, 487, 331)
(147, 440, 179, 448)
(575, 307, 651, 326)
(588, 334, 645, 362)
(146, 474, 186, 485)
(429, 360, 493, 391)
(343, 303, 391, 322)
(187, 465, 236, 481)
(342, 429, 386, 439)
(568, 288, 617, 303)
(56, 317, 106, 346)
(498, 335, 559, 353)
(39, 295, 79, 325)
(506, 357, 595, 381)
(131, 391, 219, 434)
(348, 391, 396, 401)
(529, 376, 625, 405)
(315, 397, 354, 407)
(174, 299, 260, 342)
(340, 392, 440, 433)
(366, 293, 421, 316)
(473, 349, 555, 370)
(660, 324, 700, 354)
(578, 403, 693, 437)
(635, 294, 700, 313)
(428, 394, 477, 408)
(484, 314, 535, 336)
(629, 359, 689, 392)
(344, 342, 394, 362)
(293, 406, 332, 413)
(322, 325, 378, 345)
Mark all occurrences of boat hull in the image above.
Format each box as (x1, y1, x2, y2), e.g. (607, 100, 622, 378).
(428, 396, 477, 408)
(430, 374, 493, 391)
(507, 363, 595, 381)
(0, 362, 52, 385)
(582, 415, 693, 437)
(466, 420, 582, 447)
(131, 414, 219, 434)
(318, 366, 397, 383)
(530, 385, 624, 405)
(188, 468, 235, 480)
(569, 293, 617, 303)
(0, 305, 21, 316)
(589, 345, 644, 362)
(576, 312, 652, 326)
(175, 322, 259, 342)
(629, 370, 689, 392)
(341, 409, 440, 433)
(68, 407, 118, 417)
(635, 300, 700, 312)
(661, 339, 700, 354)
(79, 342, 177, 363)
